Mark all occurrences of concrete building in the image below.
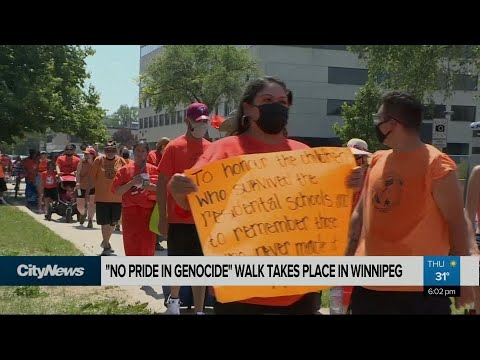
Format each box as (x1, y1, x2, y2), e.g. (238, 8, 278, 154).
(138, 45, 478, 160)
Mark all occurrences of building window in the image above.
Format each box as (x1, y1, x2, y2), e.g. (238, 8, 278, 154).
(420, 122, 433, 144)
(159, 114, 164, 126)
(438, 73, 478, 91)
(139, 118, 143, 129)
(154, 115, 158, 127)
(327, 99, 354, 116)
(70, 135, 82, 143)
(472, 147, 480, 154)
(454, 74, 478, 91)
(445, 142, 469, 155)
(165, 113, 170, 126)
(423, 104, 446, 120)
(451, 105, 476, 122)
(148, 116, 153, 128)
(177, 110, 184, 123)
(224, 102, 234, 117)
(184, 109, 188, 120)
(170, 112, 177, 125)
(328, 67, 368, 85)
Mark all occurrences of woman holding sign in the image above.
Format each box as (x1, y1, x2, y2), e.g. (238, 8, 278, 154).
(168, 76, 363, 314)
(112, 141, 158, 256)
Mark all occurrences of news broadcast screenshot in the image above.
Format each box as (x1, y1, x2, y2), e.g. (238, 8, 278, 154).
(1, 44, 480, 316)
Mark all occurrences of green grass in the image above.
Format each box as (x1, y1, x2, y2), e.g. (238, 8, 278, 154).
(0, 207, 150, 315)
(0, 206, 82, 256)
(0, 286, 151, 315)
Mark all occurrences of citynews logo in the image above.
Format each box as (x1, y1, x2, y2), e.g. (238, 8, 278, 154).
(17, 264, 85, 279)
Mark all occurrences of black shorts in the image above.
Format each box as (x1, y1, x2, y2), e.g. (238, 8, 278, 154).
(43, 188, 58, 200)
(167, 223, 203, 256)
(77, 188, 95, 198)
(350, 286, 452, 315)
(96, 202, 122, 226)
(0, 178, 6, 192)
(214, 292, 321, 315)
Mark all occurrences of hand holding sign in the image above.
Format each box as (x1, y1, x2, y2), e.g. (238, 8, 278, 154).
(184, 147, 357, 303)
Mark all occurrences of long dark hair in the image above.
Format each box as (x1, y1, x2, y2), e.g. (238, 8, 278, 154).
(233, 76, 288, 135)
(133, 140, 150, 153)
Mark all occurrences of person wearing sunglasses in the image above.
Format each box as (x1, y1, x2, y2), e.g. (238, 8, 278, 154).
(347, 91, 478, 314)
(87, 140, 127, 256)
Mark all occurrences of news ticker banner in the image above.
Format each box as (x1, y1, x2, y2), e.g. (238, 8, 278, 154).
(0, 256, 478, 296)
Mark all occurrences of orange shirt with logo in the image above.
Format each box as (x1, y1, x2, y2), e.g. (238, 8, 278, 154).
(157, 135, 211, 224)
(41, 171, 57, 189)
(89, 156, 126, 203)
(111, 162, 158, 208)
(192, 134, 311, 307)
(358, 144, 456, 291)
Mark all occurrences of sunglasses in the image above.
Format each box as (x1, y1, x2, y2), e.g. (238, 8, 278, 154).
(372, 112, 403, 126)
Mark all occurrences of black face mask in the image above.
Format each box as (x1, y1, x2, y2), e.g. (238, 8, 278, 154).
(255, 103, 289, 135)
(375, 123, 391, 144)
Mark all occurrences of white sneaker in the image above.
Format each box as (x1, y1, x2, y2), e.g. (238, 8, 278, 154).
(165, 295, 180, 315)
(196, 312, 206, 315)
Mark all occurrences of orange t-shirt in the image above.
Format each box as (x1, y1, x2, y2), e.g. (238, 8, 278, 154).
(56, 154, 80, 174)
(111, 162, 159, 208)
(78, 160, 94, 190)
(193, 134, 311, 307)
(38, 159, 48, 173)
(89, 156, 127, 203)
(41, 171, 57, 189)
(147, 150, 162, 167)
(0, 163, 4, 178)
(23, 158, 37, 182)
(157, 135, 211, 224)
(359, 144, 456, 291)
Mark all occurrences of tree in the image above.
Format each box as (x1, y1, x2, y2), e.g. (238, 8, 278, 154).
(332, 83, 383, 151)
(103, 105, 138, 128)
(112, 128, 136, 149)
(140, 45, 261, 112)
(0, 45, 108, 144)
(334, 45, 480, 149)
(350, 45, 480, 101)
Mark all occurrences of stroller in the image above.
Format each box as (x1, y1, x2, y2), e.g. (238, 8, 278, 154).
(45, 174, 79, 223)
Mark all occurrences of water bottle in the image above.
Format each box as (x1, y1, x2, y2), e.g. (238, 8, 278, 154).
(329, 287, 343, 315)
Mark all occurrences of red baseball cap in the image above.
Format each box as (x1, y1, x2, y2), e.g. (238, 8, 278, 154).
(83, 146, 97, 156)
(187, 103, 209, 122)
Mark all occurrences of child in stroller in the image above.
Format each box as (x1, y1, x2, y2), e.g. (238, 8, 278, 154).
(45, 172, 79, 223)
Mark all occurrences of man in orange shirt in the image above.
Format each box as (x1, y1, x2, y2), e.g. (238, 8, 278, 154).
(23, 149, 39, 209)
(347, 91, 478, 314)
(56, 145, 80, 176)
(88, 141, 127, 255)
(157, 103, 211, 314)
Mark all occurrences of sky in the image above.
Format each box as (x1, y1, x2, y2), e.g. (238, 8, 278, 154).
(84, 45, 139, 115)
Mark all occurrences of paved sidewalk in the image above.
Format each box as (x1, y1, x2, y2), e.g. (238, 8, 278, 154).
(5, 183, 329, 315)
